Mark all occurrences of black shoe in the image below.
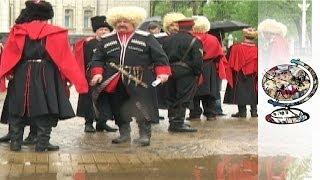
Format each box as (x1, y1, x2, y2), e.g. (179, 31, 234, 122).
(84, 124, 96, 133)
(46, 143, 60, 151)
(206, 116, 217, 121)
(0, 133, 10, 143)
(23, 135, 37, 145)
(215, 113, 227, 116)
(231, 112, 247, 118)
(133, 137, 150, 146)
(112, 124, 130, 144)
(10, 141, 22, 151)
(168, 124, 197, 133)
(251, 112, 258, 117)
(111, 135, 131, 144)
(35, 143, 59, 152)
(96, 123, 117, 132)
(186, 116, 201, 121)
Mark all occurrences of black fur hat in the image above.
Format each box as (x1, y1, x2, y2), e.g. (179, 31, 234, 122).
(25, 0, 54, 21)
(15, 9, 30, 24)
(91, 16, 113, 32)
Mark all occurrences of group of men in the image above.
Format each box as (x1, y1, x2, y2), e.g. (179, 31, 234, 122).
(0, 0, 258, 152)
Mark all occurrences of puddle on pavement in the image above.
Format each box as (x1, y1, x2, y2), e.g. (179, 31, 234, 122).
(0, 154, 311, 180)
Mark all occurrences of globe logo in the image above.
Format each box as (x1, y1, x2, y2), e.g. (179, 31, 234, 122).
(262, 59, 318, 124)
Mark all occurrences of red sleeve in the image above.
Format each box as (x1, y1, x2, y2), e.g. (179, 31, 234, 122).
(155, 65, 171, 76)
(91, 67, 104, 76)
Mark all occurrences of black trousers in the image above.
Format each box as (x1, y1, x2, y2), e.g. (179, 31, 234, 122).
(190, 95, 216, 118)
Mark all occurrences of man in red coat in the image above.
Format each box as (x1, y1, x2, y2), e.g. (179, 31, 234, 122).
(0, 0, 88, 152)
(223, 28, 258, 117)
(189, 16, 227, 121)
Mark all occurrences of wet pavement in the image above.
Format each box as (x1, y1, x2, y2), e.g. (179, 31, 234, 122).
(0, 88, 258, 179)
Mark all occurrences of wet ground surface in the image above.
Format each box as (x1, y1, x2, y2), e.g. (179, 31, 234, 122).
(0, 89, 259, 179)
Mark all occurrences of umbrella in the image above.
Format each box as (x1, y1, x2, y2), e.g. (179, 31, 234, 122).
(209, 20, 250, 44)
(138, 16, 162, 31)
(210, 20, 250, 32)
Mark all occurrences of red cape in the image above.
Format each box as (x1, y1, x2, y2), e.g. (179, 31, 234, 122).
(226, 42, 258, 87)
(194, 33, 228, 80)
(74, 39, 86, 76)
(0, 21, 88, 93)
(74, 36, 95, 76)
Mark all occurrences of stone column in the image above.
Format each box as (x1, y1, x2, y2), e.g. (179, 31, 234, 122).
(75, 0, 83, 34)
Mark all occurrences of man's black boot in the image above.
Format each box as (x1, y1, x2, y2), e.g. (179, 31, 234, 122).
(84, 118, 96, 133)
(23, 125, 37, 145)
(96, 119, 117, 132)
(111, 124, 131, 144)
(231, 105, 247, 118)
(133, 121, 151, 146)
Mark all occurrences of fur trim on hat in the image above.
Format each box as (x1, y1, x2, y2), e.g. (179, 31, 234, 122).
(242, 28, 258, 39)
(25, 0, 54, 21)
(162, 12, 186, 32)
(15, 9, 29, 24)
(192, 16, 210, 33)
(107, 6, 147, 28)
(258, 19, 287, 37)
(91, 16, 113, 32)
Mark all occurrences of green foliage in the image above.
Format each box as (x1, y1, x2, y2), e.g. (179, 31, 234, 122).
(259, 0, 312, 46)
(152, 0, 258, 44)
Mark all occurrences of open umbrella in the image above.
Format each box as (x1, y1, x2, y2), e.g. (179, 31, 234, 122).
(210, 20, 250, 32)
(209, 20, 250, 44)
(138, 16, 162, 31)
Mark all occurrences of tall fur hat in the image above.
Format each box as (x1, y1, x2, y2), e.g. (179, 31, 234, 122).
(162, 12, 186, 32)
(192, 16, 210, 33)
(242, 28, 258, 39)
(106, 6, 147, 28)
(258, 19, 287, 37)
(91, 16, 113, 32)
(25, 0, 54, 21)
(15, 9, 30, 24)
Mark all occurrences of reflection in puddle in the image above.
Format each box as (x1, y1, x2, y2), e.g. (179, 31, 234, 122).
(0, 154, 311, 179)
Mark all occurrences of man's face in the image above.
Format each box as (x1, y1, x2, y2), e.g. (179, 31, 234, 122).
(167, 22, 179, 35)
(96, 27, 111, 38)
(115, 19, 135, 33)
(148, 27, 161, 34)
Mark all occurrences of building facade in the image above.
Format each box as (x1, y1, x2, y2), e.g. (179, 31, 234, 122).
(0, 0, 150, 41)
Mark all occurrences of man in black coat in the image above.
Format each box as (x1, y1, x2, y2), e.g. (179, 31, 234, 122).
(75, 16, 117, 133)
(90, 6, 171, 146)
(162, 18, 203, 132)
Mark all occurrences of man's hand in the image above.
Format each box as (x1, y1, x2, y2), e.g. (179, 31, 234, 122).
(90, 74, 103, 86)
(156, 74, 169, 83)
(6, 74, 13, 80)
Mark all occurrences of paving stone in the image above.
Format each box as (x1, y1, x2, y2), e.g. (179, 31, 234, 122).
(81, 154, 95, 164)
(9, 164, 23, 176)
(23, 164, 36, 175)
(84, 164, 98, 173)
(35, 164, 48, 174)
(36, 154, 49, 163)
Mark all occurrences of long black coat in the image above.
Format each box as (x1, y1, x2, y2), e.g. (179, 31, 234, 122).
(91, 30, 170, 122)
(2, 38, 74, 124)
(162, 31, 203, 108)
(76, 39, 113, 120)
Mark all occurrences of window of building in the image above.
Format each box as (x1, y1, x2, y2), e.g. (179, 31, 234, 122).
(65, 9, 73, 28)
(83, 10, 93, 29)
